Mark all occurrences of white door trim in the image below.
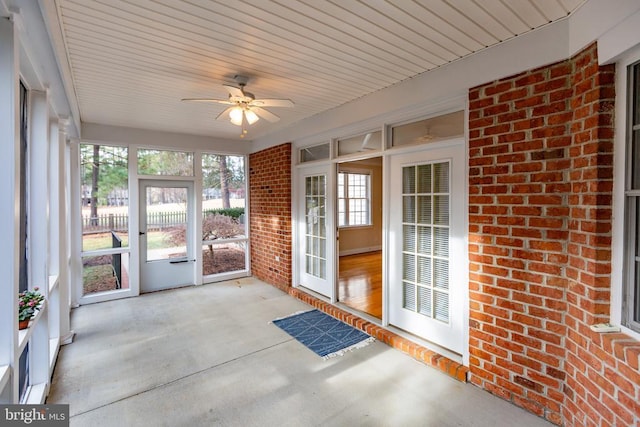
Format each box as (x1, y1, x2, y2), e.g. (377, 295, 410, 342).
(295, 163, 336, 300)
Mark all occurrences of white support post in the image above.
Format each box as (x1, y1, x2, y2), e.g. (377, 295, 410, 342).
(27, 90, 51, 397)
(59, 122, 74, 345)
(28, 90, 50, 294)
(49, 120, 60, 276)
(194, 151, 203, 285)
(69, 142, 82, 307)
(47, 119, 61, 354)
(0, 15, 20, 404)
(128, 146, 140, 297)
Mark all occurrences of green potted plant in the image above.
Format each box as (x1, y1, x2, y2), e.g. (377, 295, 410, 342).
(18, 287, 44, 330)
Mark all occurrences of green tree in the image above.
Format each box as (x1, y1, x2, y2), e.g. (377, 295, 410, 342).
(202, 154, 245, 208)
(80, 144, 128, 219)
(137, 149, 193, 176)
(90, 145, 100, 225)
(219, 155, 231, 209)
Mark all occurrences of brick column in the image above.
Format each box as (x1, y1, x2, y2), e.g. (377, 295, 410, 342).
(249, 143, 292, 290)
(467, 43, 631, 425)
(468, 56, 572, 424)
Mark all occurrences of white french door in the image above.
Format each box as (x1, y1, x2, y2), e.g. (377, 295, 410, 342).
(139, 180, 195, 293)
(388, 142, 466, 355)
(297, 164, 335, 298)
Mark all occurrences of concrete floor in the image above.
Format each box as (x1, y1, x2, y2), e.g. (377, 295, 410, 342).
(48, 277, 551, 427)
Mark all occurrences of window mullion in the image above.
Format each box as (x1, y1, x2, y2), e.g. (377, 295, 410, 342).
(344, 172, 350, 226)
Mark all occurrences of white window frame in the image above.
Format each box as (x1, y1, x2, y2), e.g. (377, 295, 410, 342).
(337, 168, 372, 228)
(612, 46, 640, 340)
(77, 142, 134, 305)
(200, 152, 250, 283)
(624, 59, 640, 333)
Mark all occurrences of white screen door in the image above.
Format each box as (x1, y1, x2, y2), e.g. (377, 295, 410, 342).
(388, 142, 466, 354)
(297, 164, 335, 298)
(139, 180, 195, 292)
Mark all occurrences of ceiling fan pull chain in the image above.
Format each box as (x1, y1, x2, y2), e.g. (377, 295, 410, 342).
(241, 109, 248, 138)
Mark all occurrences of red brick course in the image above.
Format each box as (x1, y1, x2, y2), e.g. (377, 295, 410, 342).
(249, 143, 292, 290)
(288, 287, 469, 382)
(469, 43, 639, 425)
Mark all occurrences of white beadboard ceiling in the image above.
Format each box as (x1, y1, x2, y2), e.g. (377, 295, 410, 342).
(48, 0, 585, 141)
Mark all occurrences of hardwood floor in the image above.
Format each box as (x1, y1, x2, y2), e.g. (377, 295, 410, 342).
(338, 251, 382, 318)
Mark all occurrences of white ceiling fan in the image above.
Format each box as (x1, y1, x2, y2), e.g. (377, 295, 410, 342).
(181, 75, 294, 137)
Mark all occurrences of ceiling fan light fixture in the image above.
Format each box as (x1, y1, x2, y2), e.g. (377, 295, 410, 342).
(229, 106, 243, 126)
(245, 109, 259, 125)
(182, 76, 293, 138)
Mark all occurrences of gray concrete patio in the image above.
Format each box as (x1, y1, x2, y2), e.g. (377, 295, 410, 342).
(47, 277, 551, 426)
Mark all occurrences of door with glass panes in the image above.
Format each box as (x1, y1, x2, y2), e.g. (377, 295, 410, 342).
(139, 180, 195, 292)
(388, 142, 466, 354)
(297, 164, 335, 298)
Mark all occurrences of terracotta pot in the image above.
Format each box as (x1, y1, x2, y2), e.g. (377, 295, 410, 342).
(19, 319, 30, 330)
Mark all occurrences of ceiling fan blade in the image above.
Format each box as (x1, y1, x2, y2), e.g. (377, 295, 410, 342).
(215, 106, 235, 121)
(251, 106, 280, 123)
(251, 98, 294, 108)
(181, 98, 233, 105)
(223, 85, 244, 98)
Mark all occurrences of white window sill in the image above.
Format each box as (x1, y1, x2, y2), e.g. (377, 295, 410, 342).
(18, 300, 47, 354)
(49, 274, 59, 293)
(338, 224, 373, 230)
(0, 365, 9, 392)
(22, 382, 47, 404)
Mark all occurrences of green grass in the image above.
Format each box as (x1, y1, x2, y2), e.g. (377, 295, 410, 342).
(82, 231, 167, 252)
(82, 264, 117, 294)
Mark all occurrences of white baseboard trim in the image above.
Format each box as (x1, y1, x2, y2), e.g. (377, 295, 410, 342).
(339, 246, 382, 257)
(61, 331, 75, 346)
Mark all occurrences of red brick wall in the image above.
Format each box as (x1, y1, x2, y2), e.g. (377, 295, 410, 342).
(563, 45, 640, 427)
(249, 143, 292, 290)
(468, 43, 640, 425)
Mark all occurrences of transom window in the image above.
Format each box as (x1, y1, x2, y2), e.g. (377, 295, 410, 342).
(391, 111, 464, 148)
(137, 148, 194, 176)
(338, 170, 371, 227)
(624, 60, 640, 333)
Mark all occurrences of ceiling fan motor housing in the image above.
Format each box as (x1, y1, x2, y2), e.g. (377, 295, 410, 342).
(230, 75, 254, 103)
(229, 92, 255, 104)
(233, 74, 250, 86)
